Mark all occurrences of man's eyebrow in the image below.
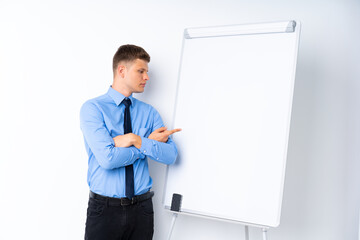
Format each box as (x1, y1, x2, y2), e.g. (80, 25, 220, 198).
(138, 67, 148, 72)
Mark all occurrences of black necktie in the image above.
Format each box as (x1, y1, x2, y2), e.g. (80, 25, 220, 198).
(122, 98, 134, 199)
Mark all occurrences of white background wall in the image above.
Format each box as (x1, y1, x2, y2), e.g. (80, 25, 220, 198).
(0, 0, 359, 239)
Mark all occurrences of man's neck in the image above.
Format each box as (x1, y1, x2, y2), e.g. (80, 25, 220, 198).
(112, 80, 131, 97)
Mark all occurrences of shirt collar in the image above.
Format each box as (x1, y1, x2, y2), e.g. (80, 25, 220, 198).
(107, 86, 134, 106)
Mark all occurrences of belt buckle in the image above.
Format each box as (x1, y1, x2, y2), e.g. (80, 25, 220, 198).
(121, 198, 131, 206)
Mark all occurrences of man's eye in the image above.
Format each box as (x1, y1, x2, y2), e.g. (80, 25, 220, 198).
(139, 70, 144, 74)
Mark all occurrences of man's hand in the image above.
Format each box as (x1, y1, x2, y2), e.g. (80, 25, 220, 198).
(113, 133, 142, 149)
(148, 127, 182, 143)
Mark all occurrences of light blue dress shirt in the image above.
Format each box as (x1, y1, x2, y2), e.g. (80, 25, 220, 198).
(80, 87, 178, 198)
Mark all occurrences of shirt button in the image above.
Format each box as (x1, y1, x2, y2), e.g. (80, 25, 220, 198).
(156, 158, 159, 160)
(143, 150, 147, 153)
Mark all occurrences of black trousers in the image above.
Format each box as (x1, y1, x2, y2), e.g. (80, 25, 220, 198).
(85, 195, 154, 240)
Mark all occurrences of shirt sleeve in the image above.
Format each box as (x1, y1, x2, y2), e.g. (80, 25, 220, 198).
(139, 108, 178, 165)
(80, 101, 144, 170)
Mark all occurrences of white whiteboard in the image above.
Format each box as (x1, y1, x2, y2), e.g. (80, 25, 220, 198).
(164, 21, 300, 228)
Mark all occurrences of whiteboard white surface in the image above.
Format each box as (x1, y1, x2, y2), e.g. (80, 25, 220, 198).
(163, 21, 300, 228)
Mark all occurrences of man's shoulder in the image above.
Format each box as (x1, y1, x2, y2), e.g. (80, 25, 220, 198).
(80, 93, 113, 115)
(82, 93, 112, 107)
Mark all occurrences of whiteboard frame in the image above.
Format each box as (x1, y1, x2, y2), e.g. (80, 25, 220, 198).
(163, 20, 301, 229)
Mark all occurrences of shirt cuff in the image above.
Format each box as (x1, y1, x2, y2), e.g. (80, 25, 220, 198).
(140, 137, 154, 155)
(131, 146, 146, 160)
(140, 137, 161, 161)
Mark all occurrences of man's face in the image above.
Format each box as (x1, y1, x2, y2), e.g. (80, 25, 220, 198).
(122, 59, 149, 94)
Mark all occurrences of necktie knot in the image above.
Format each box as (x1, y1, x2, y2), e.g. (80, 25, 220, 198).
(122, 98, 131, 108)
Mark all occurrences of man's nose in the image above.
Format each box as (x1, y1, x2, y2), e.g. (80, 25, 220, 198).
(144, 73, 149, 81)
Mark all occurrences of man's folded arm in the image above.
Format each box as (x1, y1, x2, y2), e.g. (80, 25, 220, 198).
(80, 102, 143, 170)
(139, 136, 178, 165)
(137, 109, 180, 165)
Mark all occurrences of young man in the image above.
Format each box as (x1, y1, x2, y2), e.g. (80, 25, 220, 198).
(80, 44, 181, 240)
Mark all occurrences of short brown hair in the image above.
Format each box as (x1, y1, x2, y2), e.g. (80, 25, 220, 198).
(112, 44, 150, 73)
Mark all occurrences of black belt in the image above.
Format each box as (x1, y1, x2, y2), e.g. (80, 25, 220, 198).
(89, 191, 154, 206)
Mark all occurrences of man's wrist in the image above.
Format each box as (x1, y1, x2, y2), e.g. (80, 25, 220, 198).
(132, 134, 142, 149)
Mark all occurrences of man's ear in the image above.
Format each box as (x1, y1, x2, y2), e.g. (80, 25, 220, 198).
(117, 64, 126, 78)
